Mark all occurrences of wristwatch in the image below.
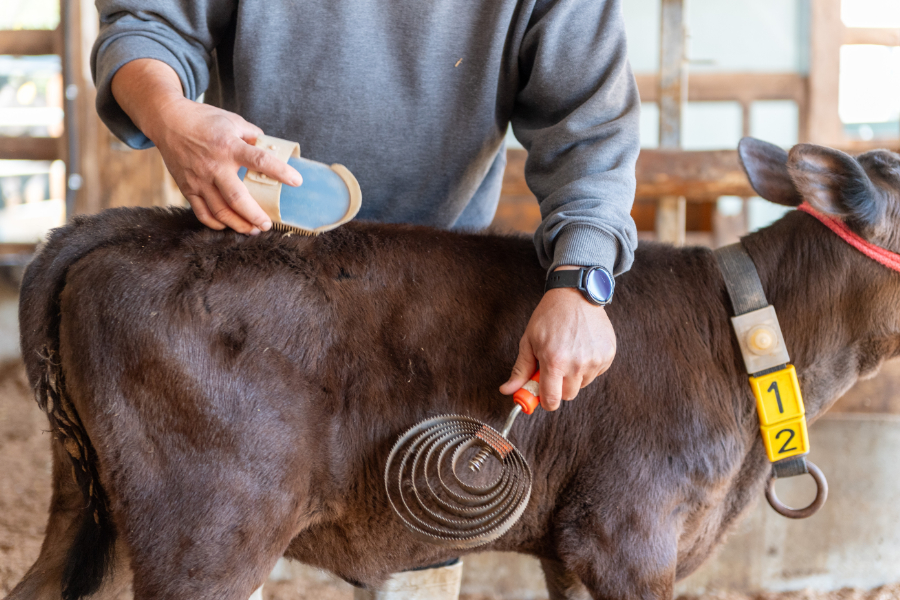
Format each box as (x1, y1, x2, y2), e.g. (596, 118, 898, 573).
(544, 266, 615, 306)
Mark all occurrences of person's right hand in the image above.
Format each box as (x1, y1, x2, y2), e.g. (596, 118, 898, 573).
(111, 59, 301, 234)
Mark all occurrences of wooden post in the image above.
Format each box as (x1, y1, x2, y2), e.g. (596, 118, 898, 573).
(71, 0, 99, 216)
(656, 0, 687, 245)
(61, 0, 81, 222)
(807, 0, 844, 145)
(69, 0, 182, 215)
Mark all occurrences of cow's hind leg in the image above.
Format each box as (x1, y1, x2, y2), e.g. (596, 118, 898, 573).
(7, 439, 131, 600)
(121, 458, 303, 600)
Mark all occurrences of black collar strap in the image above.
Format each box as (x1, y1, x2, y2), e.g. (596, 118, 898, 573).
(715, 243, 767, 315)
(713, 244, 811, 482)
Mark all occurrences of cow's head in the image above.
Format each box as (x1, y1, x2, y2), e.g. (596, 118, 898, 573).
(738, 137, 900, 253)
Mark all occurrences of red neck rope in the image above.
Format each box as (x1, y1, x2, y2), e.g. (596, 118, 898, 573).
(797, 201, 900, 273)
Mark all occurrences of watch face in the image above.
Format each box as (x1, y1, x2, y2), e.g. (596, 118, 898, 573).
(585, 267, 614, 304)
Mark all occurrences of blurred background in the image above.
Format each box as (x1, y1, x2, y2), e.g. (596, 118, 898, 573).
(0, 1, 899, 599)
(1, 0, 898, 253)
(495, 0, 900, 244)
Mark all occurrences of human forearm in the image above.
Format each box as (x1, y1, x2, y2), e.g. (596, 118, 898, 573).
(91, 0, 239, 147)
(506, 0, 638, 400)
(512, 0, 640, 275)
(111, 59, 186, 144)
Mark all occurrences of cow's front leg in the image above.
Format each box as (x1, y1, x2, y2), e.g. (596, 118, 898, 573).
(575, 550, 676, 600)
(552, 521, 678, 600)
(541, 559, 591, 600)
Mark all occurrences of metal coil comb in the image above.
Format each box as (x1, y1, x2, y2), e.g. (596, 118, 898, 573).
(384, 372, 543, 549)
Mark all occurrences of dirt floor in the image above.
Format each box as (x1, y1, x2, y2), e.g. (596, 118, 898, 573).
(0, 360, 52, 595)
(1, 358, 899, 600)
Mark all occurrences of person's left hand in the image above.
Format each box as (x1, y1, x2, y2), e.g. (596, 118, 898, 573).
(499, 268, 616, 411)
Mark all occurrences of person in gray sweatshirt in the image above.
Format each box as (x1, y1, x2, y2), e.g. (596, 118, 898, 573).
(91, 0, 639, 594)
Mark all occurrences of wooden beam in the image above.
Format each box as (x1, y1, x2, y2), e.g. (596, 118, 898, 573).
(656, 0, 687, 245)
(501, 148, 529, 197)
(808, 0, 845, 145)
(506, 146, 899, 206)
(0, 243, 37, 254)
(62, 0, 79, 220)
(498, 149, 752, 234)
(73, 0, 102, 216)
(636, 73, 807, 104)
(0, 243, 37, 267)
(0, 136, 63, 161)
(840, 140, 900, 154)
(658, 0, 686, 150)
(504, 148, 757, 200)
(0, 29, 59, 56)
(843, 27, 900, 47)
(635, 149, 753, 199)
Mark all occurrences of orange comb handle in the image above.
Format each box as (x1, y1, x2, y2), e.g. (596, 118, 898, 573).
(513, 371, 541, 415)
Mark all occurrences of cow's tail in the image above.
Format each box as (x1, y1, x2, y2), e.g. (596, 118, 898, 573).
(18, 207, 201, 600)
(37, 350, 116, 600)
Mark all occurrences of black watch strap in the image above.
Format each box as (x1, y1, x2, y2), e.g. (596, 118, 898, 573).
(545, 266, 614, 305)
(545, 269, 584, 292)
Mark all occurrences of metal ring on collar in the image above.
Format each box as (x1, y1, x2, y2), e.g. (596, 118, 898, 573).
(765, 460, 828, 519)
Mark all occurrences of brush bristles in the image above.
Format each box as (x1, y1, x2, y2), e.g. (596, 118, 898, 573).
(271, 221, 318, 236)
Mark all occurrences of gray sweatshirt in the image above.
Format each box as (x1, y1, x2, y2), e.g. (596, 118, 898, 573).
(92, 0, 640, 275)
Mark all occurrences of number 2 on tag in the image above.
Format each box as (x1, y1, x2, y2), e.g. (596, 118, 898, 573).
(761, 417, 809, 461)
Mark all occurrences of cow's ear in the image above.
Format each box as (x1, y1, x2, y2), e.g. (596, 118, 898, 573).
(787, 143, 879, 225)
(738, 137, 803, 207)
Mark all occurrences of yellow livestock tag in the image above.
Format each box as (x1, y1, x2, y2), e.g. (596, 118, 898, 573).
(749, 365, 805, 426)
(760, 416, 810, 461)
(749, 365, 810, 461)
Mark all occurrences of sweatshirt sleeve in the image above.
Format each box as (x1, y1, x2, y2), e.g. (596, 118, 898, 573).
(511, 0, 640, 276)
(90, 0, 238, 149)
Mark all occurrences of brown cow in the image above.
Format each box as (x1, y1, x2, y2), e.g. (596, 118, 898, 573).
(7, 138, 900, 600)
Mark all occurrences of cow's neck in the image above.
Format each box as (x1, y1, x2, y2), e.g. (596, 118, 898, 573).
(739, 211, 900, 420)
